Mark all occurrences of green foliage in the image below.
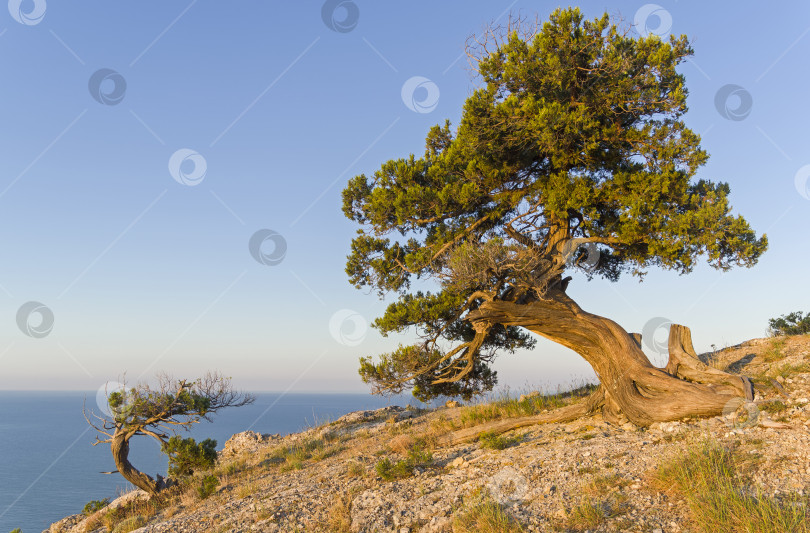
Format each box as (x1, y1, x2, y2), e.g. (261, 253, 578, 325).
(375, 446, 433, 481)
(82, 497, 110, 515)
(196, 474, 219, 499)
(9, 529, 22, 533)
(768, 311, 810, 336)
(106, 383, 212, 427)
(343, 8, 767, 401)
(161, 436, 217, 479)
(478, 431, 522, 450)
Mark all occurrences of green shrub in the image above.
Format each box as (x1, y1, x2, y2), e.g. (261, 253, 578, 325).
(10, 528, 22, 533)
(478, 431, 521, 450)
(82, 497, 110, 515)
(196, 474, 219, 499)
(375, 446, 433, 481)
(161, 436, 217, 478)
(769, 311, 810, 336)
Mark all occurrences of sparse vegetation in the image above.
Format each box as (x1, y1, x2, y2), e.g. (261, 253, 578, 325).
(763, 338, 787, 361)
(196, 475, 219, 500)
(759, 399, 788, 414)
(565, 497, 611, 530)
(376, 445, 433, 481)
(478, 430, 522, 450)
(655, 440, 810, 532)
(110, 515, 146, 533)
(82, 497, 110, 515)
(451, 490, 526, 532)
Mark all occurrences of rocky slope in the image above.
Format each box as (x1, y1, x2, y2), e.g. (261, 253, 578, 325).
(46, 334, 810, 532)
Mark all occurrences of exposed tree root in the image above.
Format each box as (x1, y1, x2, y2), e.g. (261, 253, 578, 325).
(436, 321, 760, 447)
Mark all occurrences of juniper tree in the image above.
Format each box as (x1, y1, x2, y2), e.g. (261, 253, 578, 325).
(85, 372, 253, 495)
(342, 9, 766, 430)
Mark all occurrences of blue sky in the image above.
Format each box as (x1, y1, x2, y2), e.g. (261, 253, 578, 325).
(0, 1, 808, 393)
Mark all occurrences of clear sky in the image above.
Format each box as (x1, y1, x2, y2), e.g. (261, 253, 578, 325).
(0, 1, 808, 394)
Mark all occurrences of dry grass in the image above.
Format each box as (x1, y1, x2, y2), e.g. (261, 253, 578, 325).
(565, 497, 611, 530)
(389, 434, 417, 454)
(316, 491, 355, 533)
(654, 440, 810, 532)
(763, 338, 788, 362)
(451, 490, 526, 532)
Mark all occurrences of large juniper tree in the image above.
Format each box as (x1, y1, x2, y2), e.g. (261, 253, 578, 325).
(342, 9, 766, 430)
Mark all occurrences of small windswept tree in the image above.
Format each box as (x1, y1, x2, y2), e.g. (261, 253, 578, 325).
(342, 9, 767, 431)
(85, 372, 253, 495)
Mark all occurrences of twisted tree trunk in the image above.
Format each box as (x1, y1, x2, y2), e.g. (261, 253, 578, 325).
(111, 430, 172, 496)
(437, 289, 753, 445)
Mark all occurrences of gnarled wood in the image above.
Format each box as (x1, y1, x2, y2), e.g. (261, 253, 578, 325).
(467, 293, 742, 427)
(460, 292, 753, 427)
(664, 324, 754, 401)
(437, 401, 592, 446)
(111, 430, 173, 496)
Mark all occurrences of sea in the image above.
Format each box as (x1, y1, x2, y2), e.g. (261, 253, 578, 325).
(0, 390, 420, 532)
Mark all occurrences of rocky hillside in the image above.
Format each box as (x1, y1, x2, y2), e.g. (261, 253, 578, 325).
(47, 334, 810, 533)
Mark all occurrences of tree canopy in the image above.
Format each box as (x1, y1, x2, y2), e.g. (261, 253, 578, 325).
(342, 8, 767, 402)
